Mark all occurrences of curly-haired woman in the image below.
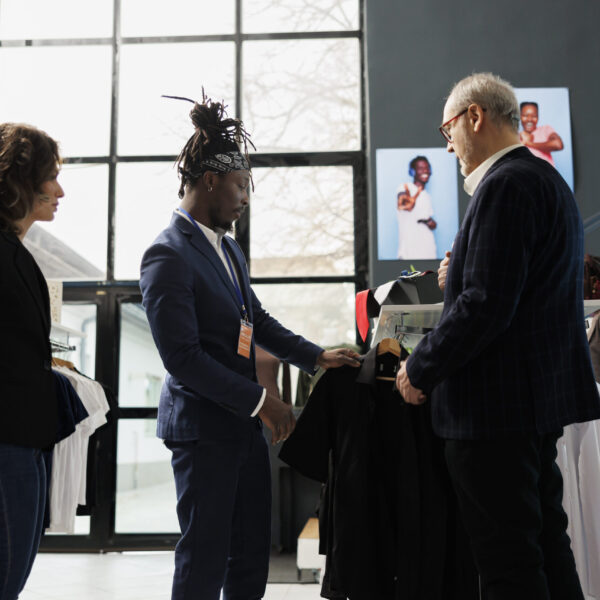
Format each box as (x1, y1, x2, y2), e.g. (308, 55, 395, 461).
(0, 122, 63, 600)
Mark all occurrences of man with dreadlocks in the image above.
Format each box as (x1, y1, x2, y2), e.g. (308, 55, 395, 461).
(140, 93, 360, 600)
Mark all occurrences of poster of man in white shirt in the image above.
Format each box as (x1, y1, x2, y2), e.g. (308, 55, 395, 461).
(376, 148, 459, 262)
(396, 155, 437, 259)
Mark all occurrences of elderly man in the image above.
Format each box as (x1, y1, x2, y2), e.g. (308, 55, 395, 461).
(396, 73, 600, 600)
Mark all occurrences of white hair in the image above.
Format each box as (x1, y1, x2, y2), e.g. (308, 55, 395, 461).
(447, 73, 520, 132)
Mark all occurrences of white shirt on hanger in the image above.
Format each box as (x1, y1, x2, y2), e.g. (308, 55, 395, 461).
(47, 367, 109, 534)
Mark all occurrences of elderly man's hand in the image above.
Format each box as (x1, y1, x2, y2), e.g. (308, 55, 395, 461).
(317, 348, 361, 369)
(438, 251, 451, 291)
(396, 360, 426, 405)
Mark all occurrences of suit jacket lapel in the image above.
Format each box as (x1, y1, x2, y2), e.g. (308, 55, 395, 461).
(172, 214, 244, 312)
(222, 236, 252, 320)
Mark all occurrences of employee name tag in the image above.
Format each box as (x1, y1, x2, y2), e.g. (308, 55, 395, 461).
(237, 320, 253, 359)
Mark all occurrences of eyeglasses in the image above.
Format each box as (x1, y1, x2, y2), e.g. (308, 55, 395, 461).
(439, 106, 487, 143)
(439, 108, 468, 143)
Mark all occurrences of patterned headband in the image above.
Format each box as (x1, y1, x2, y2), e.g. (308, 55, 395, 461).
(201, 151, 250, 174)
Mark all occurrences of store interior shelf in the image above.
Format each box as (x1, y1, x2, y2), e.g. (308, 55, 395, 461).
(51, 322, 87, 339)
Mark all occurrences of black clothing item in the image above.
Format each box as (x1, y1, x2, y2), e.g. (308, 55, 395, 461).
(279, 346, 478, 600)
(77, 383, 117, 514)
(0, 231, 57, 448)
(53, 371, 89, 443)
(445, 432, 584, 600)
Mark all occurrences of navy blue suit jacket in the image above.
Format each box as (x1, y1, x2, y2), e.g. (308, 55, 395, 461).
(140, 213, 323, 442)
(407, 147, 600, 439)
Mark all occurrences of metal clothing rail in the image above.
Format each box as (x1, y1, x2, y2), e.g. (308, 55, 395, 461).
(50, 339, 76, 353)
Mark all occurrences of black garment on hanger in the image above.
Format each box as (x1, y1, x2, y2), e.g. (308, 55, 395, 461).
(52, 370, 89, 442)
(279, 345, 478, 600)
(77, 382, 117, 515)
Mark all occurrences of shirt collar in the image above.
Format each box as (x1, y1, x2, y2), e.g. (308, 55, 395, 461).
(463, 143, 523, 197)
(175, 208, 226, 248)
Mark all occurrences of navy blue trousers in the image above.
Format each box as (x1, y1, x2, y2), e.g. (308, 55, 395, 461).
(445, 431, 583, 600)
(166, 420, 271, 600)
(0, 443, 47, 600)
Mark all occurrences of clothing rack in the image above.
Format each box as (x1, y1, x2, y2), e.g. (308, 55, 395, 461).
(49, 322, 85, 356)
(50, 339, 76, 354)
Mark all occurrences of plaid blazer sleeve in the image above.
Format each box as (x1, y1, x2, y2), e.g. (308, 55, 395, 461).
(406, 174, 537, 393)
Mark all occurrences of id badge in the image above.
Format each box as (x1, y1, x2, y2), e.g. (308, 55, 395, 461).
(237, 320, 253, 359)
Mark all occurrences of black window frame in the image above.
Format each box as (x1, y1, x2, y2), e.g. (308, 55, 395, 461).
(0, 0, 369, 551)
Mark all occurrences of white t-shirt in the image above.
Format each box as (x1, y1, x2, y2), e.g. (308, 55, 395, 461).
(556, 414, 600, 598)
(396, 183, 437, 260)
(47, 368, 110, 533)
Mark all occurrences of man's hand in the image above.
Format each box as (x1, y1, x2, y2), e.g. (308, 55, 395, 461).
(438, 251, 451, 291)
(316, 348, 361, 369)
(396, 361, 426, 405)
(258, 393, 296, 445)
(397, 192, 416, 211)
(418, 217, 436, 229)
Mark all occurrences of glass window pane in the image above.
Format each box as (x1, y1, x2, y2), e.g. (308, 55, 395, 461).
(0, 46, 112, 156)
(118, 303, 167, 407)
(253, 282, 357, 405)
(243, 39, 360, 152)
(250, 167, 354, 277)
(0, 0, 113, 40)
(121, 0, 235, 37)
(61, 304, 97, 380)
(243, 0, 358, 33)
(115, 419, 178, 533)
(24, 164, 108, 281)
(114, 162, 181, 280)
(118, 42, 236, 156)
(252, 282, 356, 348)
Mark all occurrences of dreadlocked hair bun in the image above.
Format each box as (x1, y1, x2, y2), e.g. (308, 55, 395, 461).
(175, 92, 254, 199)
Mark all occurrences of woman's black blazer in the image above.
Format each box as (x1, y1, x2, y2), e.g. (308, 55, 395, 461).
(0, 231, 56, 448)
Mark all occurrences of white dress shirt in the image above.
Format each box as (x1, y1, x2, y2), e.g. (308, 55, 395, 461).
(463, 143, 523, 197)
(175, 208, 266, 416)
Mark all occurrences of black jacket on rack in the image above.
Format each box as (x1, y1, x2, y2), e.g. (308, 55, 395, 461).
(77, 382, 117, 514)
(279, 345, 478, 600)
(0, 231, 57, 448)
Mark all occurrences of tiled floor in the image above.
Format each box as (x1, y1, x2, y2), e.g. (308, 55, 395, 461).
(20, 552, 322, 600)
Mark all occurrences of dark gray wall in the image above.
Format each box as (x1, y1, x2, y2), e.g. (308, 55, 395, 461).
(365, 0, 600, 286)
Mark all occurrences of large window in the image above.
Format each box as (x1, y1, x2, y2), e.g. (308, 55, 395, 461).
(0, 0, 366, 550)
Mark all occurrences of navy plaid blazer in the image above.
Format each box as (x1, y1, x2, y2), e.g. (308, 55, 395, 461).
(406, 147, 600, 440)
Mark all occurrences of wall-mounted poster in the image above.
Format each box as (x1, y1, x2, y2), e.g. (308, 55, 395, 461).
(515, 87, 574, 191)
(376, 148, 459, 261)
